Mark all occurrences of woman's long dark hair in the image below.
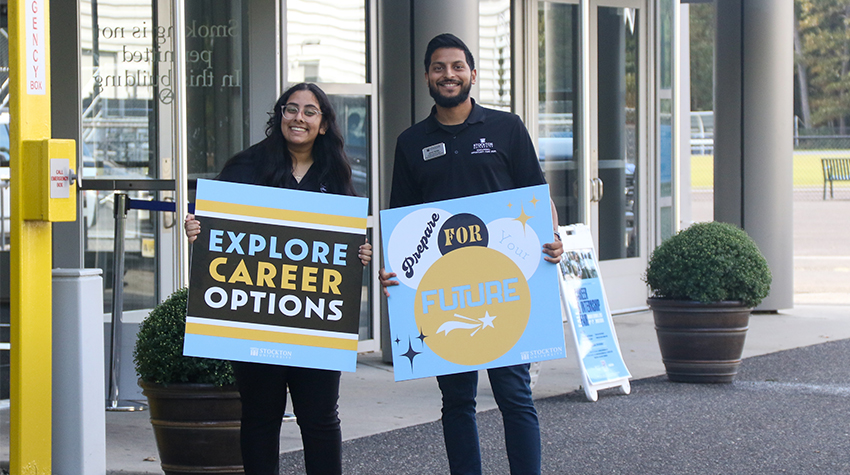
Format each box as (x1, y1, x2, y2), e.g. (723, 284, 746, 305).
(253, 83, 355, 195)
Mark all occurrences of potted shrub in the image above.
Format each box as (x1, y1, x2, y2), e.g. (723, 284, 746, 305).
(644, 221, 771, 383)
(134, 288, 244, 474)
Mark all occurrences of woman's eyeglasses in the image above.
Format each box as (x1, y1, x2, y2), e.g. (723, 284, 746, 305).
(282, 104, 322, 121)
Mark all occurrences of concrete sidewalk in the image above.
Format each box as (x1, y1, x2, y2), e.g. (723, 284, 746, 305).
(53, 302, 850, 474)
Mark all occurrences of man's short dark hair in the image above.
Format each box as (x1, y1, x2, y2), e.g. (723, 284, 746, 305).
(424, 33, 475, 72)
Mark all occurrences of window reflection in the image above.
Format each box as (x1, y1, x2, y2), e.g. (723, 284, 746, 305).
(81, 0, 156, 179)
(330, 95, 370, 200)
(80, 0, 160, 313)
(81, 0, 250, 181)
(328, 94, 370, 340)
(287, 0, 367, 84)
(657, 0, 675, 241)
(597, 7, 639, 260)
(359, 229, 373, 340)
(83, 190, 157, 313)
(479, 0, 512, 111)
(538, 3, 581, 227)
(185, 0, 250, 179)
(79, 0, 251, 312)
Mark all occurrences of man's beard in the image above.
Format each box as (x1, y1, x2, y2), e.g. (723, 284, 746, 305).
(429, 80, 472, 108)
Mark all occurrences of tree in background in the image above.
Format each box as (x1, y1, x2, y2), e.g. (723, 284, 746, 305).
(795, 2, 813, 130)
(690, 0, 850, 133)
(689, 3, 714, 112)
(797, 0, 850, 132)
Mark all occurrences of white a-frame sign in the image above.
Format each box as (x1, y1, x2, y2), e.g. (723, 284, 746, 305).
(558, 224, 631, 401)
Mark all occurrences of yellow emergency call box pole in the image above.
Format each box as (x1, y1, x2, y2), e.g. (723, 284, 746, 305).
(9, 0, 77, 472)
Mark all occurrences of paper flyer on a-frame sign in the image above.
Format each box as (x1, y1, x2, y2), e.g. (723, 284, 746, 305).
(557, 224, 631, 400)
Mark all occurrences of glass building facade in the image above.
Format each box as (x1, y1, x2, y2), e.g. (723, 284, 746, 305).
(1, 0, 683, 399)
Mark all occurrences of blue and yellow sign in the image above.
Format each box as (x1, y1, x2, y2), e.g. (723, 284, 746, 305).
(381, 185, 566, 381)
(184, 179, 368, 372)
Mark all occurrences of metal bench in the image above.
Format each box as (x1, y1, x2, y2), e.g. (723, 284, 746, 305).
(822, 158, 850, 199)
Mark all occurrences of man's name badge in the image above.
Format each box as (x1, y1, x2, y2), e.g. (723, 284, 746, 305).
(422, 143, 447, 161)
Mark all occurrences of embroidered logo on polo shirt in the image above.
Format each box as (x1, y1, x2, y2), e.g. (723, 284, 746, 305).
(471, 137, 496, 155)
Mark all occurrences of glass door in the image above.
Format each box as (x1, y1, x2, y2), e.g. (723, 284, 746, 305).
(590, 1, 647, 311)
(80, 0, 173, 319)
(537, 1, 583, 229)
(537, 0, 648, 312)
(80, 0, 258, 315)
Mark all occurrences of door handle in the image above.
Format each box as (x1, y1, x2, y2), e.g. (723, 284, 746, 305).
(591, 178, 604, 202)
(163, 195, 176, 228)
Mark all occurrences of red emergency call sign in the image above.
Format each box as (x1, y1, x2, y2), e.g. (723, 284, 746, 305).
(26, 0, 46, 95)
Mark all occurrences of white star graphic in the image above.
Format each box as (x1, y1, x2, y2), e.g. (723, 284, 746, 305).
(479, 311, 497, 329)
(471, 311, 497, 336)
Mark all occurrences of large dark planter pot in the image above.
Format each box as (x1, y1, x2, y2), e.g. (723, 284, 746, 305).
(648, 298, 751, 384)
(140, 381, 244, 474)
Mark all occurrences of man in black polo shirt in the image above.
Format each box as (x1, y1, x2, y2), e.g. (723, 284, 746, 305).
(379, 34, 563, 475)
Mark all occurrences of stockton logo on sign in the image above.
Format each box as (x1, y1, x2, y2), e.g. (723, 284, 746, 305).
(183, 179, 368, 372)
(381, 184, 566, 381)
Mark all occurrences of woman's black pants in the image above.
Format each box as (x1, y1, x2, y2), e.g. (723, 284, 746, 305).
(233, 362, 342, 475)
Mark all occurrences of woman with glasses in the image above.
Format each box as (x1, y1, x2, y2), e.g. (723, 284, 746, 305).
(184, 82, 372, 475)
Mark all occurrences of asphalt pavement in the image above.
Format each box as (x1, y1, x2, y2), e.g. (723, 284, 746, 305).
(281, 338, 850, 474)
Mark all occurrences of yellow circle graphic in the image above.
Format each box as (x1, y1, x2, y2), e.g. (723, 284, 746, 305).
(415, 246, 531, 366)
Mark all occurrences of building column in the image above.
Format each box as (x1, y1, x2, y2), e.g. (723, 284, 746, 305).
(714, 0, 793, 311)
(412, 0, 480, 119)
(377, 0, 480, 359)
